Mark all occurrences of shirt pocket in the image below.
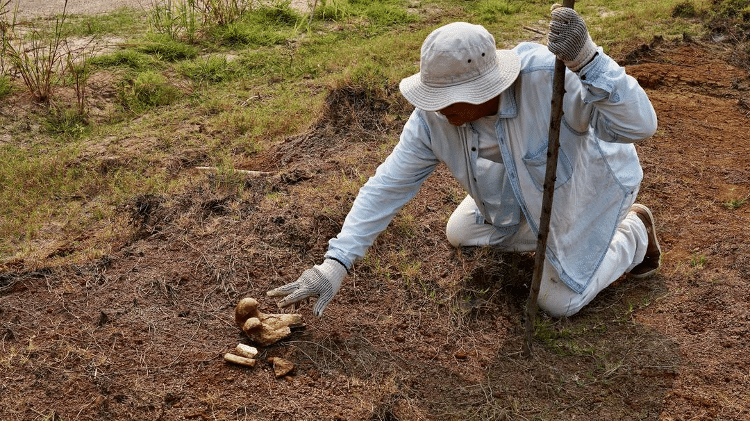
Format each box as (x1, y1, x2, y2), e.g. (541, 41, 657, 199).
(522, 141, 574, 192)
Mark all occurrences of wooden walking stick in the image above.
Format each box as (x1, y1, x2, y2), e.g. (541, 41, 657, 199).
(523, 0, 576, 357)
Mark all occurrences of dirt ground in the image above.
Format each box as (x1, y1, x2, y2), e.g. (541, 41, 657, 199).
(2, 7, 750, 421)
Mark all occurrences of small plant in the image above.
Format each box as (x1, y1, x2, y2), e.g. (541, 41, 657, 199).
(362, 2, 415, 26)
(312, 0, 416, 26)
(149, 0, 199, 40)
(533, 318, 599, 357)
(711, 0, 750, 19)
(149, 0, 258, 37)
(314, 0, 356, 22)
(398, 257, 422, 289)
(468, 0, 524, 24)
(197, 0, 255, 26)
(690, 253, 706, 269)
(215, 21, 287, 46)
(254, 1, 300, 26)
(723, 194, 749, 210)
(213, 3, 301, 48)
(0, 0, 11, 74)
(1, 0, 71, 102)
(65, 41, 96, 117)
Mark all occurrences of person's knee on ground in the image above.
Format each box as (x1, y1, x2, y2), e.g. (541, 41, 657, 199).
(445, 195, 490, 247)
(445, 215, 466, 247)
(536, 283, 586, 318)
(535, 267, 589, 318)
(446, 216, 474, 247)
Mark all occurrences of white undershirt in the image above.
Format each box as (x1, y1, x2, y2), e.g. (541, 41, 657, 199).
(473, 113, 503, 163)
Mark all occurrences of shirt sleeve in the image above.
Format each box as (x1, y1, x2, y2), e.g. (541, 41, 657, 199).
(325, 110, 441, 269)
(563, 48, 658, 143)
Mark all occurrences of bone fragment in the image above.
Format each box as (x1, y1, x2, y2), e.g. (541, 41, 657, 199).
(223, 353, 256, 367)
(235, 344, 258, 359)
(234, 298, 305, 346)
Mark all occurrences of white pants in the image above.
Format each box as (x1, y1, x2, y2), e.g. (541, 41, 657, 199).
(445, 195, 649, 317)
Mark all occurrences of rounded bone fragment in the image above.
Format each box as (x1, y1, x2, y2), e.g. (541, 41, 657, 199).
(235, 297, 260, 325)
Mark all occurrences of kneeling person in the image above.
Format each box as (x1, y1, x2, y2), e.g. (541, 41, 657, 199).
(268, 7, 661, 318)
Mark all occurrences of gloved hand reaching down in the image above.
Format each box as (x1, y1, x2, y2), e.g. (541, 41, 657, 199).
(266, 258, 347, 317)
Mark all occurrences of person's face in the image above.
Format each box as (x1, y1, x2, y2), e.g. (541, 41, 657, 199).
(438, 95, 500, 126)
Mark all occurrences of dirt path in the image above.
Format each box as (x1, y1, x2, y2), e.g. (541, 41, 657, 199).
(8, 0, 148, 18)
(7, 0, 310, 18)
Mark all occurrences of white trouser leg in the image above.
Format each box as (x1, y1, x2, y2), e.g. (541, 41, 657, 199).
(538, 212, 648, 317)
(446, 195, 649, 317)
(446, 195, 537, 251)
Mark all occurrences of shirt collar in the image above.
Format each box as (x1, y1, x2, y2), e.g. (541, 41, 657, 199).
(497, 80, 518, 119)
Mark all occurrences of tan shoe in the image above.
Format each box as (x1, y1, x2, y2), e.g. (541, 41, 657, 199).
(628, 204, 662, 278)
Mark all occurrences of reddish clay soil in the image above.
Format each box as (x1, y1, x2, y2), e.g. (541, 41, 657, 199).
(1, 37, 750, 421)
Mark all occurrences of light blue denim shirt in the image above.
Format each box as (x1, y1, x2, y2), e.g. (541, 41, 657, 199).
(326, 42, 657, 293)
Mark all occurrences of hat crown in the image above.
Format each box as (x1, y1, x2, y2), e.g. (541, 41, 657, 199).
(420, 22, 498, 88)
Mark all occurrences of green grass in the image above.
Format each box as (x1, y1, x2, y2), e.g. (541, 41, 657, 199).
(466, 0, 527, 25)
(137, 34, 200, 61)
(87, 49, 159, 71)
(572, 0, 713, 55)
(312, 0, 418, 26)
(67, 7, 148, 36)
(179, 55, 236, 85)
(119, 70, 183, 112)
(0, 0, 722, 266)
(0, 75, 12, 98)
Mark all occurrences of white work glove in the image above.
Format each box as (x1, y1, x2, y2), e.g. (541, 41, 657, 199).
(548, 4, 598, 72)
(266, 258, 347, 317)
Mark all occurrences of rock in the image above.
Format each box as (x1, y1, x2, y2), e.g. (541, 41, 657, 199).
(268, 357, 294, 378)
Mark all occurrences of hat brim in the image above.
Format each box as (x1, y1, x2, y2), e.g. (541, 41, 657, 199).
(399, 50, 521, 112)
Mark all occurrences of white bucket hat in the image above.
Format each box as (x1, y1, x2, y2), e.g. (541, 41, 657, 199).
(399, 22, 521, 112)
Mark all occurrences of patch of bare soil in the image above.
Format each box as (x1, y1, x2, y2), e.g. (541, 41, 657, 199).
(2, 37, 750, 421)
